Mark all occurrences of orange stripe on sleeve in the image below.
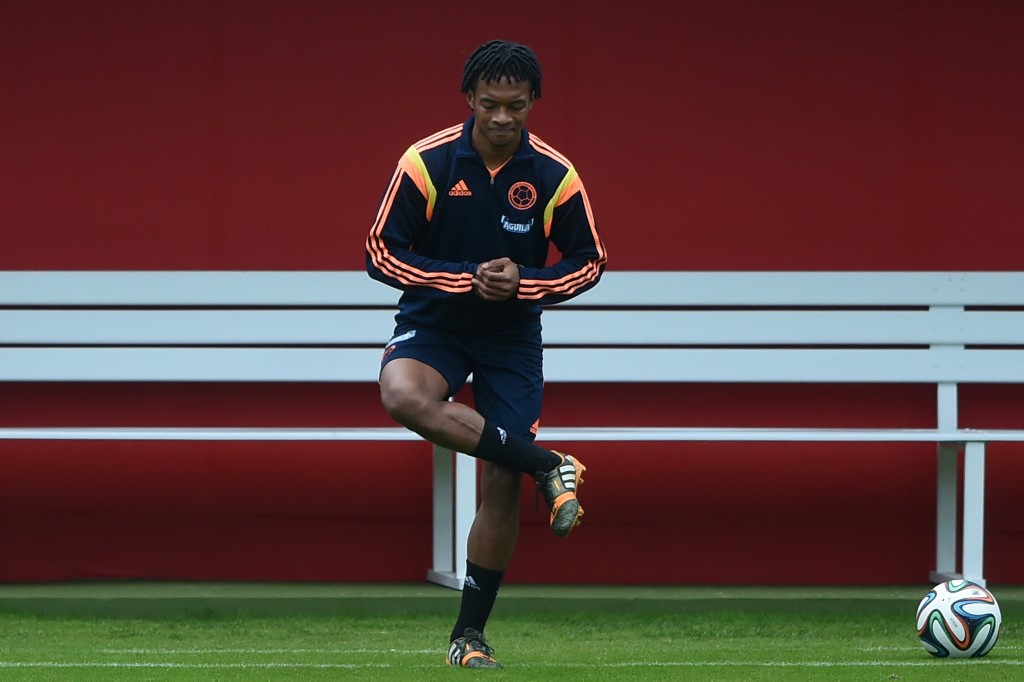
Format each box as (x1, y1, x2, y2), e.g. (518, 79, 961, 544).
(366, 168, 474, 293)
(517, 260, 605, 300)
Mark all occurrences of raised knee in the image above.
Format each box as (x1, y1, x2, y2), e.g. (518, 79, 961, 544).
(380, 384, 423, 427)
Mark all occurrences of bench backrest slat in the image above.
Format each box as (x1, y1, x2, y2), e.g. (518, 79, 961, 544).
(4, 271, 1024, 306)
(544, 348, 1024, 382)
(0, 347, 383, 382)
(0, 310, 396, 345)
(568, 271, 1024, 307)
(4, 308, 1022, 346)
(542, 309, 1024, 346)
(2, 271, 1022, 385)
(3, 347, 1023, 383)
(0, 271, 393, 306)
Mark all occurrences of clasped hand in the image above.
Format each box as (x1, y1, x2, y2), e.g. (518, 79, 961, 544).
(472, 257, 520, 302)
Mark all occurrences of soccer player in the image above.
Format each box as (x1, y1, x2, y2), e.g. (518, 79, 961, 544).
(365, 39, 607, 668)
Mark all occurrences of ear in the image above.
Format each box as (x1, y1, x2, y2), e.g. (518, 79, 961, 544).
(465, 91, 475, 110)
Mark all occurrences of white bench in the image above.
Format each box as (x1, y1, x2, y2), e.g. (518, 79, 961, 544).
(2, 270, 1023, 588)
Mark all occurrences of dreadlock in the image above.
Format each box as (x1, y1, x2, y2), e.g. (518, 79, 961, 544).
(460, 40, 542, 100)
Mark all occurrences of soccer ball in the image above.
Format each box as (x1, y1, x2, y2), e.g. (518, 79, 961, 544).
(915, 580, 1001, 658)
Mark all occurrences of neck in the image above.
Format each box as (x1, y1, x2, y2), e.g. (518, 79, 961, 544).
(471, 126, 519, 170)
(482, 150, 514, 171)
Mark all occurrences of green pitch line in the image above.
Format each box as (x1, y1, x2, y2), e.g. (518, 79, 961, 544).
(0, 582, 1022, 618)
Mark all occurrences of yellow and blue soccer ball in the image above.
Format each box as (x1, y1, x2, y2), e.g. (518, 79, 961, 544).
(916, 580, 1001, 658)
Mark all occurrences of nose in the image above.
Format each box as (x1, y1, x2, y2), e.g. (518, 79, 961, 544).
(492, 106, 513, 125)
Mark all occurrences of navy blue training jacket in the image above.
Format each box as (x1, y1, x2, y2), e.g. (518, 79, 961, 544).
(366, 117, 606, 334)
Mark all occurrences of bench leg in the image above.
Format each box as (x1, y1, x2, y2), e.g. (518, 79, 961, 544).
(930, 443, 959, 584)
(960, 441, 986, 587)
(427, 444, 477, 590)
(930, 441, 987, 588)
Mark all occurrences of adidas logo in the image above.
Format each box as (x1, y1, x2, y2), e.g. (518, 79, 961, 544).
(448, 180, 472, 196)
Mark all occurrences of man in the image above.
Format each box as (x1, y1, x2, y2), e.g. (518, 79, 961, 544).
(365, 39, 607, 668)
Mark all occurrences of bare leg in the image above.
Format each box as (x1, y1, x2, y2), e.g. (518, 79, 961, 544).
(379, 358, 521, 570)
(468, 462, 521, 570)
(379, 358, 484, 453)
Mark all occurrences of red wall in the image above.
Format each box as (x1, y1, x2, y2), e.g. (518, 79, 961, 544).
(2, 0, 1022, 584)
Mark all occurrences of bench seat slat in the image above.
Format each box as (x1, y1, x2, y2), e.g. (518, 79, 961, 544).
(536, 427, 1024, 442)
(0, 427, 419, 441)
(2, 426, 1023, 442)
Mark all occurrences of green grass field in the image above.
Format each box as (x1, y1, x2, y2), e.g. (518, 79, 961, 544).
(0, 583, 1020, 680)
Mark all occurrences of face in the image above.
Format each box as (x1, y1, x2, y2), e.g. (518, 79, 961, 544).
(466, 76, 534, 157)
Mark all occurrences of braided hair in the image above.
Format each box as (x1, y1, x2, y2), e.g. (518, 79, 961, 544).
(460, 40, 542, 99)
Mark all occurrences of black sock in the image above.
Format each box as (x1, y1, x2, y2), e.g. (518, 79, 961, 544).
(450, 561, 505, 641)
(472, 420, 560, 475)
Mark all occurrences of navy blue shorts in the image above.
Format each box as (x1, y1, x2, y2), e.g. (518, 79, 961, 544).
(380, 323, 543, 441)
